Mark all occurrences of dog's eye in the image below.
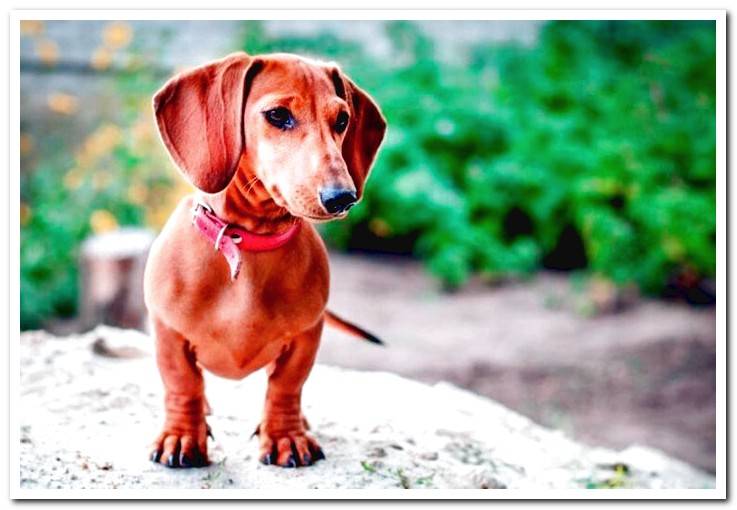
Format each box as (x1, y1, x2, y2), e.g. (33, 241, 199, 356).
(263, 107, 295, 130)
(334, 111, 349, 134)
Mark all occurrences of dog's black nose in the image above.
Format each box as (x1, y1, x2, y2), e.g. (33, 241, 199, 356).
(319, 187, 357, 214)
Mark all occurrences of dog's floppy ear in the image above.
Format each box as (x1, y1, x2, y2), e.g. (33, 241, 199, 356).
(338, 73, 386, 198)
(153, 52, 262, 194)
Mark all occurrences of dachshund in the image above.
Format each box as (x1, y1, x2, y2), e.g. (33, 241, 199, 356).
(144, 52, 386, 469)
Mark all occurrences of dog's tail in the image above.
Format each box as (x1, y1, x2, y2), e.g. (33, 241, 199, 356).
(324, 310, 384, 346)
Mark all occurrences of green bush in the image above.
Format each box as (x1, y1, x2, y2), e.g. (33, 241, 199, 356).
(20, 38, 179, 329)
(20, 123, 178, 329)
(241, 21, 715, 291)
(488, 21, 716, 292)
(20, 20, 716, 329)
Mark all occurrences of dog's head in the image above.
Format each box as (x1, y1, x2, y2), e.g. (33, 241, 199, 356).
(153, 52, 386, 221)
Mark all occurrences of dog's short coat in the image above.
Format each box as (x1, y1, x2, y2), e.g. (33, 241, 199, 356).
(144, 52, 386, 468)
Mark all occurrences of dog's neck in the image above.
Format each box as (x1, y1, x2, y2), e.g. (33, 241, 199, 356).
(206, 165, 297, 235)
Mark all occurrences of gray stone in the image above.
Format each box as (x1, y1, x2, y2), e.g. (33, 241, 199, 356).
(18, 327, 715, 490)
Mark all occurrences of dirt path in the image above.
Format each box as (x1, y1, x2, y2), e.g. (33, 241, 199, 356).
(317, 253, 716, 472)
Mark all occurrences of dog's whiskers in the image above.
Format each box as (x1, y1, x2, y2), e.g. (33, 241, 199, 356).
(241, 176, 260, 197)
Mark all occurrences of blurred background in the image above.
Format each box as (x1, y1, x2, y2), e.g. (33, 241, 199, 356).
(20, 20, 716, 472)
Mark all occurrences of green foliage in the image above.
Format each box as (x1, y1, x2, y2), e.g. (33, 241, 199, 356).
(20, 123, 176, 329)
(360, 459, 435, 488)
(490, 21, 717, 292)
(20, 154, 149, 329)
(242, 20, 715, 291)
(21, 157, 83, 329)
(580, 462, 631, 489)
(20, 39, 177, 329)
(20, 20, 716, 329)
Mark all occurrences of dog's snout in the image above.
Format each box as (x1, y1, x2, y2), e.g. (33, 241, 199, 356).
(319, 187, 357, 214)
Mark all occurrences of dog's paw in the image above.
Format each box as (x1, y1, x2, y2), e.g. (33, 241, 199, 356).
(149, 427, 209, 468)
(257, 430, 325, 468)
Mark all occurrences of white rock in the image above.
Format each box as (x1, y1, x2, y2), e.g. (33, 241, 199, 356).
(18, 327, 715, 490)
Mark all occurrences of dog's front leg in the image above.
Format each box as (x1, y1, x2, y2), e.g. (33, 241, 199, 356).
(149, 317, 209, 468)
(258, 320, 324, 468)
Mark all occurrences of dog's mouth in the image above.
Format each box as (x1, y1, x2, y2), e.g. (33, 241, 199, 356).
(299, 211, 349, 223)
(267, 185, 349, 222)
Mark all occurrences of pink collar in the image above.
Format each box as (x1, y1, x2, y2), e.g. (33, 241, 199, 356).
(192, 201, 301, 280)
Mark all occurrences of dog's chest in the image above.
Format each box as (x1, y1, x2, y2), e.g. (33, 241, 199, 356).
(145, 215, 329, 377)
(185, 260, 327, 378)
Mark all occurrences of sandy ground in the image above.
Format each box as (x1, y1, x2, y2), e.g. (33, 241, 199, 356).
(18, 251, 716, 492)
(317, 253, 716, 472)
(18, 328, 715, 492)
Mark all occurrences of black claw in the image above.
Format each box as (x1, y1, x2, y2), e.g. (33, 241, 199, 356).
(314, 448, 326, 461)
(284, 455, 297, 468)
(192, 450, 206, 467)
(150, 450, 161, 463)
(180, 454, 192, 468)
(302, 453, 312, 466)
(166, 454, 177, 468)
(207, 425, 214, 440)
(260, 453, 273, 465)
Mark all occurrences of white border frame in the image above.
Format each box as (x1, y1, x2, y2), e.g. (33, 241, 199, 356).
(8, 9, 727, 500)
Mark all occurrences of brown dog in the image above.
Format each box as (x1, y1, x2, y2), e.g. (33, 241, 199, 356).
(143, 52, 386, 469)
